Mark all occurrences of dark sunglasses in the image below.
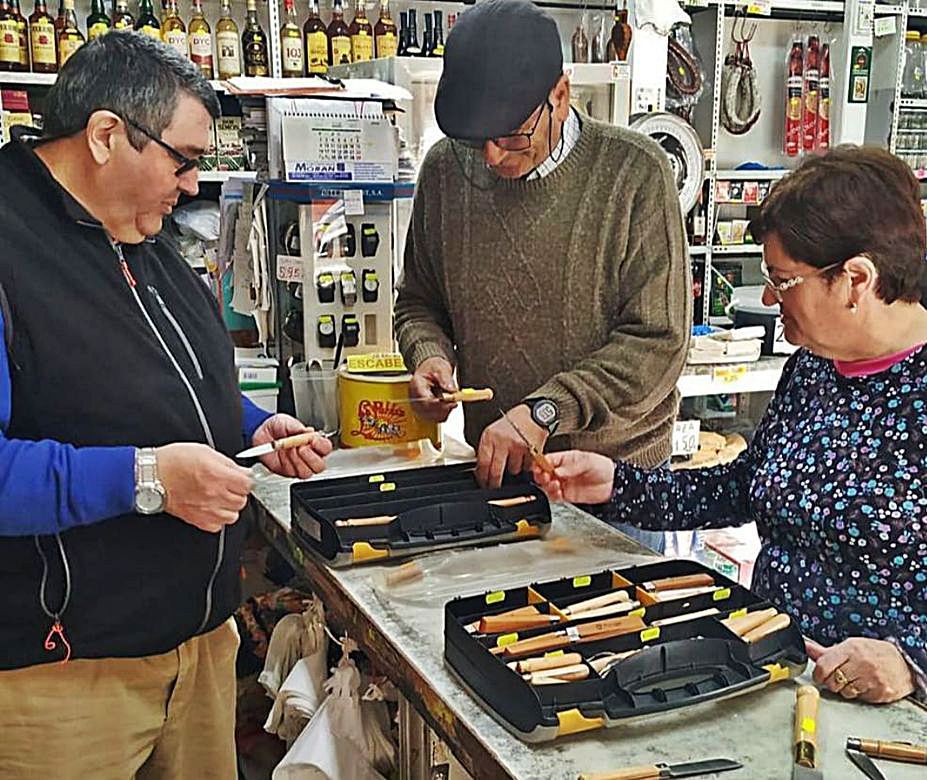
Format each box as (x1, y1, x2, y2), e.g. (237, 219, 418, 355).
(125, 117, 201, 176)
(455, 101, 551, 152)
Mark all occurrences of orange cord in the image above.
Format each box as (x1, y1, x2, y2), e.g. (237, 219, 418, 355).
(44, 621, 72, 664)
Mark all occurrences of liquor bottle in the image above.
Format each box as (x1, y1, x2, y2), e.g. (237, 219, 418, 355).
(303, 0, 326, 73)
(0, 0, 23, 71)
(242, 0, 268, 76)
(404, 8, 420, 56)
(396, 9, 406, 56)
(111, 0, 133, 29)
(86, 0, 110, 39)
(327, 0, 350, 66)
(188, 0, 213, 78)
(280, 0, 303, 76)
(606, 0, 631, 62)
(53, 0, 64, 33)
(215, 0, 240, 78)
(348, 0, 372, 62)
(28, 0, 57, 72)
(571, 21, 588, 63)
(431, 9, 444, 56)
(161, 0, 186, 56)
(57, 0, 83, 67)
(446, 12, 456, 32)
(373, 0, 395, 58)
(135, 0, 161, 39)
(420, 11, 431, 57)
(10, 0, 28, 70)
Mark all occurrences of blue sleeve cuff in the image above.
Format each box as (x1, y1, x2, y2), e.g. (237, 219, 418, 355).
(241, 393, 273, 443)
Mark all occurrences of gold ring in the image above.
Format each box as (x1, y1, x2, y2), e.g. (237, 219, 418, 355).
(833, 668, 849, 687)
(845, 684, 861, 698)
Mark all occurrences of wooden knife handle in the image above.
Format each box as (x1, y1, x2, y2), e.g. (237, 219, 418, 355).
(440, 388, 494, 403)
(532, 450, 556, 475)
(579, 766, 662, 780)
(479, 614, 559, 633)
(743, 613, 791, 643)
(515, 652, 583, 674)
(722, 607, 778, 637)
(502, 630, 568, 658)
(489, 495, 537, 508)
(564, 590, 631, 615)
(335, 515, 396, 527)
(272, 430, 317, 451)
(794, 685, 820, 768)
(644, 573, 714, 592)
(855, 739, 927, 764)
(577, 614, 646, 638)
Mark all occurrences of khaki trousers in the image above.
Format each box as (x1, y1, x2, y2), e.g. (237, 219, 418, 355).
(0, 617, 239, 780)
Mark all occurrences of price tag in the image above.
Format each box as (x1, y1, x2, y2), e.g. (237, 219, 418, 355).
(610, 61, 630, 81)
(572, 575, 592, 588)
(711, 364, 748, 385)
(746, 0, 771, 15)
(343, 189, 365, 216)
(672, 419, 701, 457)
(874, 16, 896, 36)
(276, 255, 304, 283)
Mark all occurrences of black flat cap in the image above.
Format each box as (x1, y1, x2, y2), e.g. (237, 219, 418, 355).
(435, 0, 564, 141)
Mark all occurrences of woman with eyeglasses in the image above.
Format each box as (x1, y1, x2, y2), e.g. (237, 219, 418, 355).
(533, 145, 927, 707)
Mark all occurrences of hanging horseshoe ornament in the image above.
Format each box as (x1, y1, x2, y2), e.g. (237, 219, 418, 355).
(629, 112, 705, 214)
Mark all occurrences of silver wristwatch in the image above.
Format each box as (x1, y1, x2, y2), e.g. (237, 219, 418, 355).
(134, 447, 167, 514)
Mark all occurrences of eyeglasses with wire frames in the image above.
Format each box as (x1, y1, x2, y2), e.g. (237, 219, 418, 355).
(453, 101, 551, 152)
(125, 117, 201, 176)
(760, 257, 846, 302)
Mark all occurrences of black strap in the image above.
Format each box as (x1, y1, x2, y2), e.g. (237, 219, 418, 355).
(0, 283, 12, 355)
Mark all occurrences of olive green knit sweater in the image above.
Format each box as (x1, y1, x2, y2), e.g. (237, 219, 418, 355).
(394, 116, 691, 467)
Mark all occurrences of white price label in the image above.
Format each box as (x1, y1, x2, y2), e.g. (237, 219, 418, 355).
(746, 0, 771, 15)
(610, 61, 630, 80)
(874, 16, 896, 36)
(276, 256, 304, 283)
(343, 189, 365, 216)
(672, 419, 701, 457)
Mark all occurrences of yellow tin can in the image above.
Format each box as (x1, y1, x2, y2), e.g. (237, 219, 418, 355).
(337, 367, 439, 448)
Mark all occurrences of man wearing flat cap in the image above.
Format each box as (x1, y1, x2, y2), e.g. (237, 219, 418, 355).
(395, 0, 690, 550)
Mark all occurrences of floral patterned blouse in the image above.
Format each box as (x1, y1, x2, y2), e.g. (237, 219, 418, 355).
(604, 347, 927, 699)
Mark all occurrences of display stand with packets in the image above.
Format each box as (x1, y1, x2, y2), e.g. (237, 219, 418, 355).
(444, 559, 807, 742)
(290, 463, 552, 566)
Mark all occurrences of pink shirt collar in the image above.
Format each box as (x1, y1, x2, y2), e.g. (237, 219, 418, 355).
(833, 344, 924, 378)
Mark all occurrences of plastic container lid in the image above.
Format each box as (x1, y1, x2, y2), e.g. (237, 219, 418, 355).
(727, 285, 780, 316)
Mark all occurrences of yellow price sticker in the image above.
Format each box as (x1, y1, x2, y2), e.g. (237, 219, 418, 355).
(713, 588, 732, 602)
(368, 474, 385, 483)
(544, 649, 565, 658)
(486, 591, 505, 605)
(801, 717, 816, 734)
(641, 627, 661, 642)
(572, 575, 592, 588)
(712, 364, 749, 385)
(497, 633, 518, 647)
(379, 482, 396, 493)
(729, 607, 748, 619)
(630, 607, 646, 619)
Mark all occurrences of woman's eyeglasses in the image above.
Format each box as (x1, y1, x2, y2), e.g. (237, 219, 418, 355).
(761, 257, 846, 302)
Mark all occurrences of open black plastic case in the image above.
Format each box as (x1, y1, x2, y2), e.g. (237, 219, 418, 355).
(290, 463, 552, 566)
(445, 559, 807, 742)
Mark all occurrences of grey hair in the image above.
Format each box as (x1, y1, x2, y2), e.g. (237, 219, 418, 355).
(43, 30, 221, 150)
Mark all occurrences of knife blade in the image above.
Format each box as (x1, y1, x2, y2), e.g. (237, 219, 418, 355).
(846, 737, 927, 765)
(579, 757, 742, 780)
(846, 750, 885, 780)
(499, 407, 555, 475)
(236, 429, 332, 459)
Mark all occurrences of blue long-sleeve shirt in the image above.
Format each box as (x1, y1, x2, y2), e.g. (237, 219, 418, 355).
(0, 311, 272, 537)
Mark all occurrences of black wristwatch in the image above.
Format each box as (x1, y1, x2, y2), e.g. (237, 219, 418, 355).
(524, 397, 559, 436)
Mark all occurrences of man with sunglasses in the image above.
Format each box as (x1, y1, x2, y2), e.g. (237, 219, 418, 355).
(0, 32, 331, 778)
(395, 0, 690, 552)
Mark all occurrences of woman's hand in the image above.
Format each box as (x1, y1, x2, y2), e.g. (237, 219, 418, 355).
(806, 637, 915, 703)
(530, 450, 615, 505)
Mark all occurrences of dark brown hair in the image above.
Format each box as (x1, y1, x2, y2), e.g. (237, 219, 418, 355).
(749, 145, 927, 304)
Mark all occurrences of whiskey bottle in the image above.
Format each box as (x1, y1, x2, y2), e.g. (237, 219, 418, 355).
(188, 0, 213, 78)
(135, 0, 161, 39)
(431, 9, 443, 56)
(242, 0, 268, 76)
(327, 0, 350, 66)
(348, 0, 372, 62)
(373, 0, 395, 59)
(57, 0, 83, 67)
(420, 11, 431, 57)
(215, 0, 240, 78)
(10, 0, 28, 70)
(303, 0, 326, 73)
(161, 0, 187, 56)
(86, 0, 111, 39)
(111, 0, 133, 29)
(280, 0, 303, 76)
(53, 0, 64, 33)
(396, 9, 406, 56)
(28, 0, 57, 72)
(404, 8, 420, 56)
(0, 0, 23, 71)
